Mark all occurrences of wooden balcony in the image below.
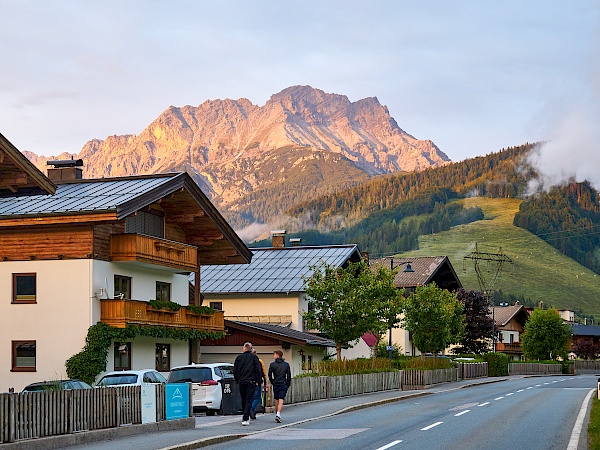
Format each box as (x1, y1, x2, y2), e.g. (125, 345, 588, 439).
(495, 342, 522, 353)
(100, 299, 224, 332)
(110, 234, 198, 271)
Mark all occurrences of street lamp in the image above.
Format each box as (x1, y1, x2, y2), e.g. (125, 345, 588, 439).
(386, 258, 415, 361)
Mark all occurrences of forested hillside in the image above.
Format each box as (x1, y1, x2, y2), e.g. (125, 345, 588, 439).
(514, 182, 600, 273)
(288, 143, 533, 231)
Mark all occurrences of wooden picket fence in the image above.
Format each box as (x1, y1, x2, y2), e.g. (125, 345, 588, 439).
(402, 368, 458, 389)
(457, 362, 488, 380)
(0, 386, 167, 444)
(265, 371, 403, 406)
(508, 363, 562, 375)
(574, 360, 600, 374)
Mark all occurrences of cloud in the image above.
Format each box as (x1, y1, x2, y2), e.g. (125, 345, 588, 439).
(526, 43, 600, 193)
(235, 222, 272, 243)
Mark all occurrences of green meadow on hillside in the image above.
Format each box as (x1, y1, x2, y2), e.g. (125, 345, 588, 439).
(399, 197, 600, 320)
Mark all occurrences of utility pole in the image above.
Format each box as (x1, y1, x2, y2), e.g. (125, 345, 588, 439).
(464, 243, 513, 352)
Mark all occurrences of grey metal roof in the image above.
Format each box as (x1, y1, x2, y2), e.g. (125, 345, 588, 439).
(571, 324, 600, 337)
(200, 245, 362, 294)
(226, 321, 337, 347)
(0, 174, 178, 217)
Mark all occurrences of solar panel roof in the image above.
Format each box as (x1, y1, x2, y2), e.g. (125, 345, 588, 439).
(200, 245, 361, 294)
(0, 175, 178, 217)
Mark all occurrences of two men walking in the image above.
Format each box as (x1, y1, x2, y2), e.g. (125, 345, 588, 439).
(233, 343, 291, 425)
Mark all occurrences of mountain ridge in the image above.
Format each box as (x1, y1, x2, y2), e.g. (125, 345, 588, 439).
(25, 85, 449, 229)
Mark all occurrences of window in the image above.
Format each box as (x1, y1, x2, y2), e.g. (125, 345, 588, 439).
(12, 273, 36, 304)
(156, 282, 171, 302)
(155, 343, 170, 372)
(12, 341, 36, 372)
(209, 301, 223, 311)
(114, 275, 132, 299)
(114, 342, 132, 370)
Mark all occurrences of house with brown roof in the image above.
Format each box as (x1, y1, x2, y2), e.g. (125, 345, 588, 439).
(492, 304, 529, 360)
(370, 256, 462, 356)
(0, 133, 251, 391)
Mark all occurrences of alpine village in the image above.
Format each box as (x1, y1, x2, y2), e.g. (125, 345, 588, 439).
(2, 86, 600, 444)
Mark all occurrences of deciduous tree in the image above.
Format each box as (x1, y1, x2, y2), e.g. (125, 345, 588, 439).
(521, 308, 570, 360)
(453, 289, 493, 354)
(402, 283, 465, 363)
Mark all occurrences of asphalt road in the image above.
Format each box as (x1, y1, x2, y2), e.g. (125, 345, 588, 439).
(206, 375, 596, 450)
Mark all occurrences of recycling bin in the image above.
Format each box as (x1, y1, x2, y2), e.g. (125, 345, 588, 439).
(219, 378, 242, 415)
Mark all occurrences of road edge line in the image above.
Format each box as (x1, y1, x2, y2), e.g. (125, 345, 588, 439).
(567, 388, 595, 450)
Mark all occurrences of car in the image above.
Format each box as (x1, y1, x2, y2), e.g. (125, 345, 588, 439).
(167, 363, 234, 415)
(22, 379, 92, 392)
(95, 369, 167, 387)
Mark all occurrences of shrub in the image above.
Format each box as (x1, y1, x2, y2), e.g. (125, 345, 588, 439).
(483, 352, 509, 376)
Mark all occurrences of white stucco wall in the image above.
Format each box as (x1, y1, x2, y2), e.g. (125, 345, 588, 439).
(0, 259, 94, 392)
(2, 259, 195, 392)
(206, 293, 306, 331)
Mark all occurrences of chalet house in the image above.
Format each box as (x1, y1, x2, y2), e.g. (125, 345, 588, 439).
(198, 232, 367, 375)
(0, 133, 251, 391)
(370, 256, 462, 356)
(492, 304, 529, 360)
(568, 324, 600, 356)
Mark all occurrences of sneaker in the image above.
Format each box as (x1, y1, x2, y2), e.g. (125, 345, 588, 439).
(275, 415, 281, 423)
(250, 410, 256, 420)
(242, 420, 250, 426)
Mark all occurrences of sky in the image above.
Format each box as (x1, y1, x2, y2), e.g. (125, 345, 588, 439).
(1, 1, 599, 187)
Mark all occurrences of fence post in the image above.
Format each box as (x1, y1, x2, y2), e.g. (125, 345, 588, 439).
(8, 394, 16, 443)
(67, 391, 73, 434)
(116, 390, 121, 427)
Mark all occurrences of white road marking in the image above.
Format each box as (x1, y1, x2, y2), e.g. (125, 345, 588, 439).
(526, 386, 533, 389)
(543, 382, 550, 385)
(376, 440, 403, 450)
(552, 380, 558, 383)
(506, 393, 514, 396)
(494, 397, 504, 400)
(535, 384, 542, 387)
(478, 402, 490, 406)
(567, 389, 596, 450)
(421, 422, 443, 431)
(454, 410, 470, 416)
(517, 389, 524, 392)
(244, 428, 369, 440)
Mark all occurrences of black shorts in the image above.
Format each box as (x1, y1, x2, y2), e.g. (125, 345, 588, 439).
(273, 385, 288, 400)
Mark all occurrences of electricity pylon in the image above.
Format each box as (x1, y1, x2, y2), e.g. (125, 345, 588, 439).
(463, 243, 513, 298)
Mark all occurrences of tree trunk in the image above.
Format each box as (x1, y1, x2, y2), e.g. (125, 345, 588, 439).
(336, 342, 342, 361)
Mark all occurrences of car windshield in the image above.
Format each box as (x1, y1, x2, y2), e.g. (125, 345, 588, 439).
(23, 383, 60, 392)
(219, 366, 234, 378)
(168, 367, 212, 383)
(97, 374, 138, 386)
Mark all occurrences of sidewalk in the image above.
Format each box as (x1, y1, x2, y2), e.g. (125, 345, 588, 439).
(6, 377, 510, 450)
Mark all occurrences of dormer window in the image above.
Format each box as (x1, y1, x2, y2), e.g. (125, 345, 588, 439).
(125, 211, 164, 238)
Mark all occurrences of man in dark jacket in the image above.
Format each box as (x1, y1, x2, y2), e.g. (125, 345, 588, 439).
(233, 342, 262, 425)
(268, 349, 291, 423)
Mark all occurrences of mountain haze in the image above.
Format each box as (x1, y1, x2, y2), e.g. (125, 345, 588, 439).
(26, 86, 449, 228)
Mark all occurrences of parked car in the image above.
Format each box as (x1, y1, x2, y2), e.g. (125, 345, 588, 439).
(22, 379, 92, 392)
(168, 363, 234, 415)
(95, 369, 167, 387)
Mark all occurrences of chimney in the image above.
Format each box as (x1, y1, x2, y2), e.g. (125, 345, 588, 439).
(290, 238, 301, 247)
(47, 159, 84, 181)
(271, 230, 286, 248)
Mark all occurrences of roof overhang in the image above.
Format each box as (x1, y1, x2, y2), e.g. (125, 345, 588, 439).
(0, 133, 56, 196)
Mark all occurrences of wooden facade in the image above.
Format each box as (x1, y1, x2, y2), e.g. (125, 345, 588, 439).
(100, 299, 224, 332)
(110, 233, 198, 272)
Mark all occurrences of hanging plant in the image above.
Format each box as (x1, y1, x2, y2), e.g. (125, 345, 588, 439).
(65, 323, 225, 385)
(148, 299, 182, 311)
(186, 304, 215, 315)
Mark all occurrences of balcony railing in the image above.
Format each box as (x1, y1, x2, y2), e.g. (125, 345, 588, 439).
(110, 234, 198, 271)
(100, 299, 224, 332)
(495, 342, 522, 353)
